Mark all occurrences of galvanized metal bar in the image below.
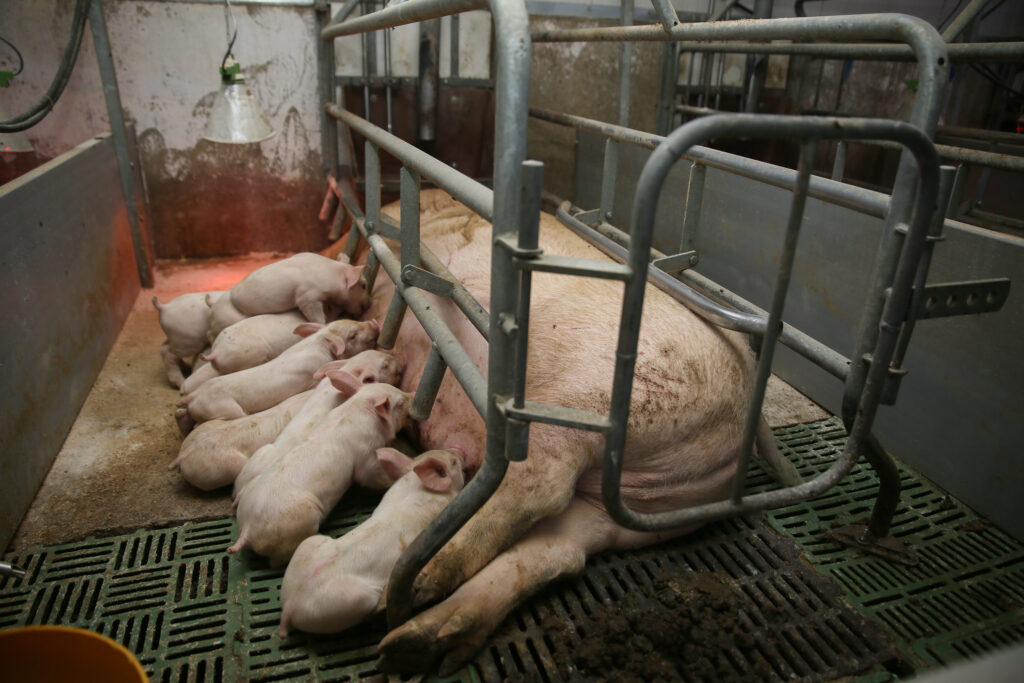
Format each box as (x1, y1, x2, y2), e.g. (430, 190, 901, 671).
(680, 161, 705, 260)
(89, 0, 153, 288)
(503, 399, 611, 433)
(410, 344, 447, 421)
(369, 207, 492, 339)
(365, 140, 381, 231)
(378, 289, 408, 349)
(384, 20, 394, 133)
(506, 160, 544, 463)
(942, 0, 993, 42)
(386, 0, 530, 630)
(328, 105, 493, 219)
(710, 0, 744, 22)
(332, 0, 361, 23)
(602, 114, 939, 531)
(418, 19, 441, 145)
(656, 42, 680, 136)
(937, 125, 1024, 146)
(400, 166, 421, 272)
(831, 140, 847, 181)
(531, 106, 891, 221)
(731, 140, 816, 502)
(887, 165, 958, 382)
(600, 0, 634, 221)
(324, 0, 484, 38)
(516, 254, 632, 280)
(450, 14, 460, 78)
(364, 232, 487, 417)
(556, 201, 852, 380)
(315, 0, 339, 178)
(651, 0, 679, 32)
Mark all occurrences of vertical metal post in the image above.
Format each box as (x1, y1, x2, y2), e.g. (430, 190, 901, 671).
(384, 27, 394, 133)
(831, 140, 847, 181)
(731, 140, 816, 501)
(600, 0, 633, 221)
(399, 166, 421, 272)
(418, 19, 441, 148)
(365, 141, 381, 232)
(410, 344, 447, 421)
(947, 163, 967, 218)
(742, 0, 774, 114)
(378, 290, 407, 349)
(507, 160, 544, 462)
(315, 0, 339, 179)
(450, 14, 460, 78)
(680, 162, 705, 262)
(656, 42, 680, 136)
(89, 0, 153, 288)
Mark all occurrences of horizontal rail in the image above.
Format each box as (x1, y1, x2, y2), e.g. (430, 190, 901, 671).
(502, 399, 611, 433)
(532, 107, 891, 219)
(327, 104, 494, 221)
(323, 0, 484, 39)
(517, 254, 632, 280)
(555, 203, 852, 380)
(533, 27, 1022, 64)
(675, 105, 1024, 173)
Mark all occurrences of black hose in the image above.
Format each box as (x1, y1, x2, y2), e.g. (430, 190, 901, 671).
(0, 0, 92, 133)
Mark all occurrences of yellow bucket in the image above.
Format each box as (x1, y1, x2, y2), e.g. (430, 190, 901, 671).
(0, 625, 147, 682)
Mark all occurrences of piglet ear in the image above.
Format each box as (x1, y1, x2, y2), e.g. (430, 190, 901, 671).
(376, 447, 413, 482)
(314, 359, 347, 381)
(327, 369, 362, 398)
(293, 323, 323, 338)
(372, 395, 392, 423)
(328, 338, 347, 359)
(413, 456, 452, 494)
(342, 264, 366, 288)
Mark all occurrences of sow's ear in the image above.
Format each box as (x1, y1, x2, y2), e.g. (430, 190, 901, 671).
(413, 455, 453, 494)
(327, 369, 362, 398)
(376, 447, 413, 482)
(293, 323, 323, 338)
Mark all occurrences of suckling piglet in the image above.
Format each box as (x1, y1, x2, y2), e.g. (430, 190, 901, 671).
(175, 319, 379, 433)
(153, 291, 225, 387)
(228, 382, 413, 566)
(229, 252, 370, 324)
(278, 448, 466, 637)
(169, 390, 314, 491)
(202, 310, 309, 374)
(233, 350, 404, 500)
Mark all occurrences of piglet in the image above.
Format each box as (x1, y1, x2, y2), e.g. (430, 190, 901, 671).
(153, 291, 225, 387)
(278, 448, 466, 636)
(176, 319, 379, 433)
(202, 310, 309, 374)
(233, 350, 404, 500)
(169, 389, 314, 491)
(229, 252, 369, 324)
(228, 382, 413, 566)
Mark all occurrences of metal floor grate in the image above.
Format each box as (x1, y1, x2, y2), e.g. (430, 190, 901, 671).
(2, 418, 1021, 680)
(753, 418, 1024, 674)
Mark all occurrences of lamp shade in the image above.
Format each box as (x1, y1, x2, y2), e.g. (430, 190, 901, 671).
(0, 97, 34, 153)
(202, 82, 275, 144)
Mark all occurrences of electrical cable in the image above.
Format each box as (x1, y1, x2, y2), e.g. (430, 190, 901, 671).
(0, 0, 91, 133)
(220, 0, 238, 74)
(0, 35, 25, 77)
(937, 0, 966, 34)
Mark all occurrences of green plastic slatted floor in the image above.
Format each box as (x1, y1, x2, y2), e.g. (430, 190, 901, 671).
(2, 417, 1022, 681)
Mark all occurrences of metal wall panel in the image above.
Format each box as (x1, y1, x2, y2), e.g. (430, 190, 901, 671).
(576, 130, 1024, 542)
(0, 135, 141, 551)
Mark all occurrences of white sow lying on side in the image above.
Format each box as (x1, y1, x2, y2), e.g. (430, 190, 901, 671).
(278, 448, 466, 636)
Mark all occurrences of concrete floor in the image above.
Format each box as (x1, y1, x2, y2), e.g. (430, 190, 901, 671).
(9, 257, 828, 551)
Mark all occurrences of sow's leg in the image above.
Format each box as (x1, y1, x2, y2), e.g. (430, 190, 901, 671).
(378, 496, 689, 675)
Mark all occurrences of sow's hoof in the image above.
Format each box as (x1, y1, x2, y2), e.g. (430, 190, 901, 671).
(377, 603, 486, 676)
